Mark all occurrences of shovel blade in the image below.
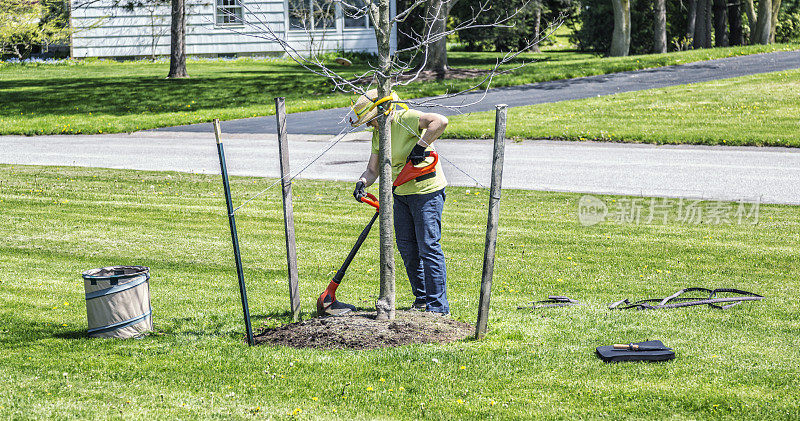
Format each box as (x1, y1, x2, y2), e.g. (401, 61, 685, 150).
(317, 298, 356, 316)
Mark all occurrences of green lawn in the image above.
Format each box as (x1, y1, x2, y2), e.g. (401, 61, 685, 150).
(0, 44, 796, 135)
(448, 69, 800, 147)
(2, 164, 798, 419)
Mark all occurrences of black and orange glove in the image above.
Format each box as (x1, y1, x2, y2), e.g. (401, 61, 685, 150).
(407, 144, 427, 165)
(353, 180, 366, 202)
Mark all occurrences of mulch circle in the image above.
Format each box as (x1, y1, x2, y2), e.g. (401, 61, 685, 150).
(254, 310, 474, 350)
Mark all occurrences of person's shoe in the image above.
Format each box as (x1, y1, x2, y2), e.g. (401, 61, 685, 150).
(426, 310, 450, 317)
(410, 302, 426, 311)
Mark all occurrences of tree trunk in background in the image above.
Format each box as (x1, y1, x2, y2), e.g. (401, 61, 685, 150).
(694, 0, 713, 48)
(531, 5, 541, 53)
(686, 0, 697, 43)
(653, 0, 667, 53)
(770, 0, 782, 42)
(713, 0, 729, 46)
(752, 0, 772, 44)
(744, 0, 756, 29)
(729, 0, 743, 45)
(374, 0, 396, 321)
(610, 0, 631, 56)
(424, 0, 457, 78)
(168, 0, 187, 78)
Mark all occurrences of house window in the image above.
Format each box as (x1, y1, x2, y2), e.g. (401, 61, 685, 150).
(216, 0, 244, 25)
(288, 0, 336, 30)
(342, 0, 369, 28)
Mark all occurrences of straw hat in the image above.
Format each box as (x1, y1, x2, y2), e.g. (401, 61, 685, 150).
(349, 89, 400, 127)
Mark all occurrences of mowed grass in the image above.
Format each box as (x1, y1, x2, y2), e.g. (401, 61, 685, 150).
(1, 164, 799, 419)
(448, 69, 800, 147)
(0, 44, 797, 135)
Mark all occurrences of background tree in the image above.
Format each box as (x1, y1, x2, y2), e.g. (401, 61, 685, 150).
(728, 0, 744, 45)
(453, 0, 575, 51)
(654, 0, 667, 52)
(713, 0, 728, 46)
(423, 0, 458, 76)
(693, 0, 712, 47)
(610, 0, 631, 56)
(168, 0, 188, 78)
(685, 0, 697, 46)
(0, 0, 69, 59)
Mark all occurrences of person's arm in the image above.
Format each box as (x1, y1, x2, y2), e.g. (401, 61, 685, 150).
(358, 152, 379, 187)
(417, 112, 449, 147)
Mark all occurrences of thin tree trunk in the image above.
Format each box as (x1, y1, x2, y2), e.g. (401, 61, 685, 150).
(729, 0, 743, 45)
(168, 0, 187, 78)
(531, 5, 541, 53)
(713, 0, 729, 46)
(770, 0, 782, 42)
(610, 0, 631, 56)
(654, 0, 667, 53)
(374, 0, 396, 321)
(753, 0, 772, 44)
(686, 0, 697, 42)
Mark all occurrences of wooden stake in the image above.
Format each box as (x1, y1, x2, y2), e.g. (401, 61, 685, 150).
(275, 97, 301, 322)
(475, 105, 507, 340)
(213, 119, 255, 346)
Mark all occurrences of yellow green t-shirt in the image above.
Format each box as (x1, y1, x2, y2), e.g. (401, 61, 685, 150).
(370, 109, 447, 196)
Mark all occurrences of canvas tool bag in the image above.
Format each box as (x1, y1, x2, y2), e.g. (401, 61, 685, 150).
(83, 265, 153, 339)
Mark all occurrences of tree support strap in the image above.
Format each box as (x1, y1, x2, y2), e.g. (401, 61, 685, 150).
(609, 287, 764, 310)
(517, 295, 581, 310)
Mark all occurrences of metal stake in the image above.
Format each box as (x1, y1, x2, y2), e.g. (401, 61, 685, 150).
(475, 105, 507, 340)
(213, 119, 255, 346)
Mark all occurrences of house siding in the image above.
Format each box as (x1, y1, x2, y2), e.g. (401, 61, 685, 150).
(70, 0, 395, 58)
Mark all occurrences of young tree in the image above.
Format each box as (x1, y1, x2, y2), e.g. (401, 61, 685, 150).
(610, 0, 631, 56)
(220, 0, 559, 319)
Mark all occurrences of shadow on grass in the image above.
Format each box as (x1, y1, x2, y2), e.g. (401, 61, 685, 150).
(0, 72, 340, 118)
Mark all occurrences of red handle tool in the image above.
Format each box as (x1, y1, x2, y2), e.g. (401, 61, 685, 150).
(316, 192, 379, 315)
(393, 151, 438, 188)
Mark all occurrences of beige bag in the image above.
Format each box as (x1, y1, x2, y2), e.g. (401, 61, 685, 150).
(83, 266, 153, 339)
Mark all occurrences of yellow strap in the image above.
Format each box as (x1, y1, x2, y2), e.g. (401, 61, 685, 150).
(355, 91, 409, 116)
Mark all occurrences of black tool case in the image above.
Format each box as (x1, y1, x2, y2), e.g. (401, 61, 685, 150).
(596, 340, 675, 362)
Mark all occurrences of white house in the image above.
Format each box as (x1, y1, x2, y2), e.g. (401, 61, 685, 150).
(70, 0, 396, 58)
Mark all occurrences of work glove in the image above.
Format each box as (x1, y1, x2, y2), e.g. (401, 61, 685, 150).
(353, 180, 366, 202)
(407, 144, 427, 165)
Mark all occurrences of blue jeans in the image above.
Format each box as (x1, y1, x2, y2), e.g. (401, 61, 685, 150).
(393, 189, 448, 313)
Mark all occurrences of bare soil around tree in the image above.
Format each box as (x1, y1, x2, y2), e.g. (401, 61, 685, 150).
(254, 310, 473, 350)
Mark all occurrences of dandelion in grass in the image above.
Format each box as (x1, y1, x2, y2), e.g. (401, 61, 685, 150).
(366, 386, 373, 391)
